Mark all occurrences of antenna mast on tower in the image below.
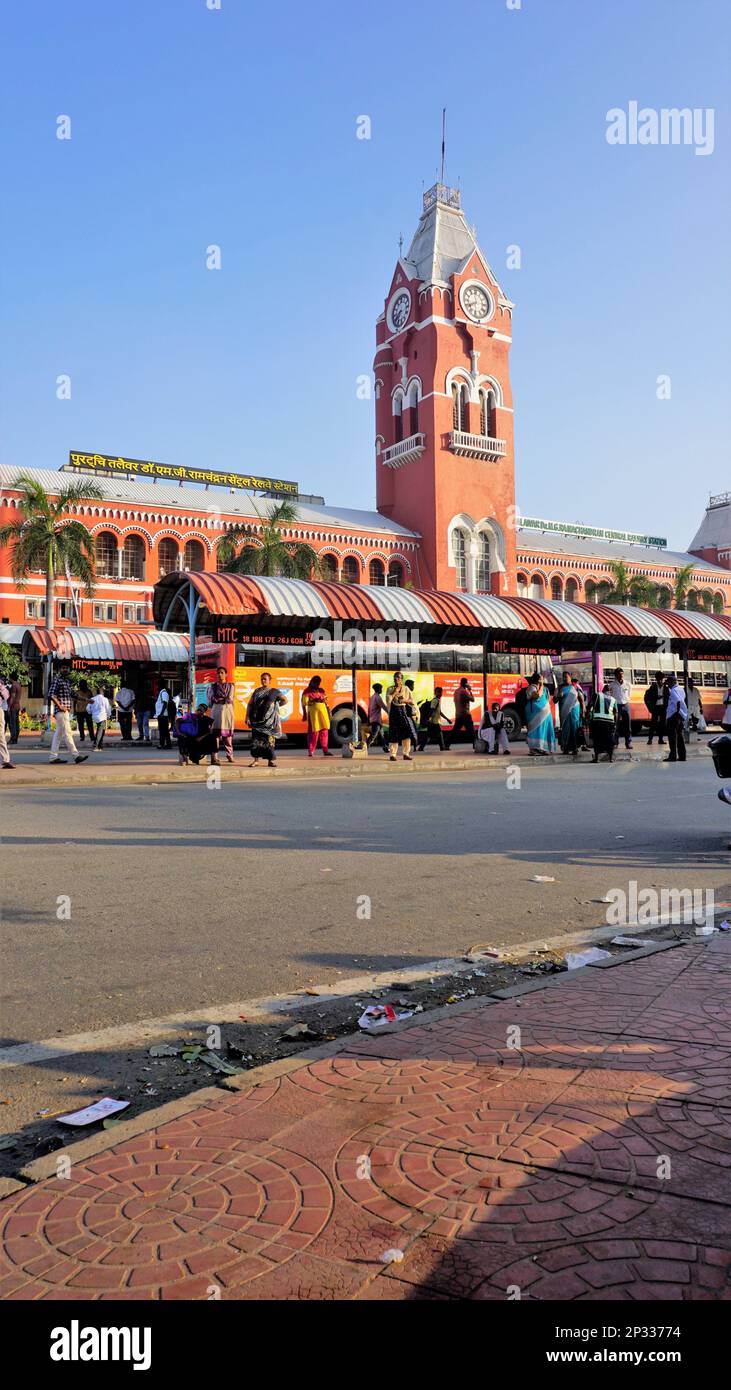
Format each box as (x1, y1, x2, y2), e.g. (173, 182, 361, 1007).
(440, 107, 446, 183)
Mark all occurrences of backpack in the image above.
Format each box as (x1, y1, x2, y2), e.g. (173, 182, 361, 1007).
(419, 697, 433, 727)
(514, 685, 529, 724)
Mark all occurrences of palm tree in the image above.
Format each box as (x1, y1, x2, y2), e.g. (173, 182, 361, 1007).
(0, 474, 102, 627)
(602, 560, 633, 606)
(218, 500, 324, 579)
(627, 575, 658, 608)
(673, 564, 696, 610)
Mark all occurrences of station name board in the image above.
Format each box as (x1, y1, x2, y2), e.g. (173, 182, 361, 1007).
(519, 517, 667, 548)
(64, 452, 299, 498)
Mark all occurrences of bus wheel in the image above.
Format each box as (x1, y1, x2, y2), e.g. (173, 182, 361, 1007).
(329, 706, 364, 747)
(501, 706, 522, 741)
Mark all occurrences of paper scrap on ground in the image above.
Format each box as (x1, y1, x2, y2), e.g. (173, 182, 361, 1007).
(565, 947, 612, 969)
(531, 875, 556, 882)
(57, 1098, 130, 1127)
(358, 1004, 413, 1032)
(611, 936, 655, 947)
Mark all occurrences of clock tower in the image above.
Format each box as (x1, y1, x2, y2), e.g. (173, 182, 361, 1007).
(375, 182, 517, 595)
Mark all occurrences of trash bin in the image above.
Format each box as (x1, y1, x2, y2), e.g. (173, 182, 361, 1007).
(709, 734, 731, 780)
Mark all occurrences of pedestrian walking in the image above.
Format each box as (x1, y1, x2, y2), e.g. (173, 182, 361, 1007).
(366, 683, 388, 751)
(5, 676, 21, 745)
(302, 676, 333, 757)
(386, 670, 417, 761)
(206, 667, 235, 763)
(134, 685, 153, 743)
(644, 672, 667, 745)
(48, 663, 88, 765)
(155, 683, 175, 749)
(447, 677, 476, 747)
(246, 672, 286, 767)
(686, 677, 704, 743)
(0, 679, 16, 769)
(608, 668, 633, 750)
(417, 687, 450, 751)
(525, 674, 556, 755)
(73, 680, 95, 744)
(478, 701, 510, 754)
(557, 673, 582, 756)
(87, 689, 111, 749)
(115, 681, 135, 742)
(664, 675, 688, 763)
(589, 684, 618, 762)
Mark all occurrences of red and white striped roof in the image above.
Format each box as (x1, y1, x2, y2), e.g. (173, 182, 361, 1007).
(154, 574, 731, 651)
(22, 627, 191, 663)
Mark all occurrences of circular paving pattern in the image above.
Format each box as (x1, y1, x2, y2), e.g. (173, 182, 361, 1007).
(336, 1130, 657, 1243)
(471, 1238, 731, 1300)
(0, 1139, 332, 1298)
(287, 1056, 511, 1105)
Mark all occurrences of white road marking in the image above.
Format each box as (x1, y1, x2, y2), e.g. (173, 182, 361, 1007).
(0, 916, 709, 1072)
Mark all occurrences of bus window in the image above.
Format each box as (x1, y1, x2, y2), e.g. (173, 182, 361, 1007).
(632, 668, 647, 686)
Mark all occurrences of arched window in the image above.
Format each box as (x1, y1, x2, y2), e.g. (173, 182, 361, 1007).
(530, 574, 544, 600)
(369, 558, 385, 586)
(408, 384, 420, 436)
(183, 539, 205, 572)
(95, 531, 118, 578)
(565, 578, 579, 603)
(121, 535, 145, 581)
(320, 553, 338, 581)
(551, 577, 563, 601)
(713, 592, 725, 615)
(686, 590, 700, 611)
(388, 559, 404, 588)
(451, 382, 468, 432)
(585, 580, 597, 604)
(453, 530, 468, 589)
(158, 538, 179, 577)
(216, 543, 229, 573)
(475, 534, 490, 592)
(479, 388, 496, 437)
(342, 556, 360, 584)
(516, 571, 528, 598)
(656, 586, 672, 609)
(393, 393, 403, 444)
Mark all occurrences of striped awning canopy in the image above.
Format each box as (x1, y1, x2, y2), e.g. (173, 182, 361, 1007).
(153, 573, 731, 653)
(22, 627, 192, 664)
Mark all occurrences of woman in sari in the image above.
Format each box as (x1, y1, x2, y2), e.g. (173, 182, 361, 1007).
(246, 672, 286, 767)
(386, 670, 418, 761)
(302, 676, 333, 757)
(206, 666, 236, 764)
(557, 673, 581, 756)
(525, 674, 557, 755)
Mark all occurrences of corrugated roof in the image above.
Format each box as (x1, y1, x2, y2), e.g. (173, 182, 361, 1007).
(688, 495, 731, 554)
(0, 465, 419, 539)
(516, 526, 728, 576)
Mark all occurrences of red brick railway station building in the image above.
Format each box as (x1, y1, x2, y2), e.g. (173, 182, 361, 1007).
(1, 181, 729, 638)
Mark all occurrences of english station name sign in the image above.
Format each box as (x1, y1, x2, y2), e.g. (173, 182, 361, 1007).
(519, 516, 667, 548)
(64, 452, 299, 498)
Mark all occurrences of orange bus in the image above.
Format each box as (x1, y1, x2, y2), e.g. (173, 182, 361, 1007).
(561, 649, 731, 731)
(195, 638, 560, 746)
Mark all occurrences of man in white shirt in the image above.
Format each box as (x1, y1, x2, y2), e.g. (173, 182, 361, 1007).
(608, 667, 632, 750)
(87, 690, 111, 750)
(664, 675, 688, 763)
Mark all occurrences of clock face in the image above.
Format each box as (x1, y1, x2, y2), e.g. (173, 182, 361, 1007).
(389, 290, 411, 331)
(461, 282, 492, 323)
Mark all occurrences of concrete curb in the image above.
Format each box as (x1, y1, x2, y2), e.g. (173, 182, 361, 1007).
(4, 746, 712, 789)
(11, 934, 703, 1184)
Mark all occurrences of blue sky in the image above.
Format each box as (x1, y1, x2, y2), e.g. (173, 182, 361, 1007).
(1, 0, 728, 549)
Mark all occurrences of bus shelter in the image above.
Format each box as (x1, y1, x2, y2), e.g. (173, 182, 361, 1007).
(154, 572, 731, 736)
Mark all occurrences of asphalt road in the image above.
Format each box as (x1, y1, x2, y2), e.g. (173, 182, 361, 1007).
(3, 760, 729, 1043)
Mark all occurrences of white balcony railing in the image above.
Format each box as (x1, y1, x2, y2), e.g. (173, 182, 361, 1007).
(448, 430, 506, 460)
(381, 433, 426, 469)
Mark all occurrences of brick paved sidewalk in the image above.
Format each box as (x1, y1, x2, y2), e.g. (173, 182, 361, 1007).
(1, 935, 730, 1301)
